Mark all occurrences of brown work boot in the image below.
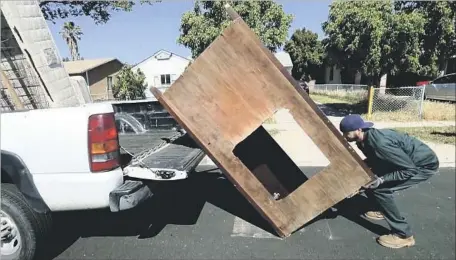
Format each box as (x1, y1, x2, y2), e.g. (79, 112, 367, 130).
(377, 234, 415, 249)
(364, 211, 384, 220)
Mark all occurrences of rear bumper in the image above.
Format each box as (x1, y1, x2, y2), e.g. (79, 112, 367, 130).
(109, 180, 154, 212)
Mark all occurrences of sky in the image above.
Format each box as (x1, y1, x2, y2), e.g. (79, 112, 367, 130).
(47, 0, 332, 65)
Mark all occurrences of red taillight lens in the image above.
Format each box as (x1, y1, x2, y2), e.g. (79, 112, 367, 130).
(88, 113, 120, 172)
(417, 81, 430, 86)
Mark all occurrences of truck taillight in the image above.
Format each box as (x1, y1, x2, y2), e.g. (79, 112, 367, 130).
(88, 113, 120, 172)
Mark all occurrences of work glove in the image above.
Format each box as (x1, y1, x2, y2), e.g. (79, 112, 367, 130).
(363, 176, 384, 189)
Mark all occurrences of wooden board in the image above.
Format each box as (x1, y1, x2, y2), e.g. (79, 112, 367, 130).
(150, 5, 376, 238)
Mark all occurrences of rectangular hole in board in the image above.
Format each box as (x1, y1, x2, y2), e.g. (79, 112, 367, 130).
(232, 125, 307, 200)
(232, 109, 330, 200)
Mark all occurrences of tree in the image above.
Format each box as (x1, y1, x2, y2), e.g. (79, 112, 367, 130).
(40, 0, 159, 24)
(322, 0, 426, 84)
(59, 21, 83, 61)
(112, 65, 148, 100)
(284, 28, 325, 81)
(394, 1, 456, 76)
(178, 0, 293, 58)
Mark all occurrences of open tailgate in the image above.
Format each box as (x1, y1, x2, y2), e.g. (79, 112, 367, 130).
(119, 130, 206, 181)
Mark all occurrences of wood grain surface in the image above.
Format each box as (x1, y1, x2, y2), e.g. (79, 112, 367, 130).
(150, 6, 375, 237)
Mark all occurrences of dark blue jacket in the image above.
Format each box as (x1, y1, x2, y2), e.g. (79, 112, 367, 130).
(356, 128, 439, 182)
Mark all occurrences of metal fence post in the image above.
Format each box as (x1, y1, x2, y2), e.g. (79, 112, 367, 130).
(418, 86, 425, 120)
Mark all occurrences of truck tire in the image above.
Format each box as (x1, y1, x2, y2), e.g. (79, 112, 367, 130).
(1, 184, 52, 260)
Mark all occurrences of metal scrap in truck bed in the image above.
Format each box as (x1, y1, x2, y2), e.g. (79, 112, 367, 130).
(119, 125, 205, 181)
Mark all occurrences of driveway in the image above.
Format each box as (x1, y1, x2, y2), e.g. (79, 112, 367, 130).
(45, 166, 455, 260)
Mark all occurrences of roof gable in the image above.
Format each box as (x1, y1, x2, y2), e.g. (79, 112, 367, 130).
(154, 50, 172, 60)
(133, 49, 192, 68)
(63, 58, 120, 74)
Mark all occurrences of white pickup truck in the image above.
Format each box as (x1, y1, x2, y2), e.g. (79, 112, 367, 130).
(1, 101, 205, 260)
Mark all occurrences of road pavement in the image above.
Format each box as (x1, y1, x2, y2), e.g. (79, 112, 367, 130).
(45, 166, 455, 260)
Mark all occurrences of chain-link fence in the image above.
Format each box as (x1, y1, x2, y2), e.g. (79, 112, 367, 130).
(371, 86, 425, 120)
(310, 83, 427, 120)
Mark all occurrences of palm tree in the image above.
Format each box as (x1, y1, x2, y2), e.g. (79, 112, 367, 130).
(59, 21, 83, 61)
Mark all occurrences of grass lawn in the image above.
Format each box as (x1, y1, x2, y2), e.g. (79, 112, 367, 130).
(310, 90, 367, 105)
(393, 126, 456, 144)
(310, 93, 368, 115)
(310, 94, 353, 105)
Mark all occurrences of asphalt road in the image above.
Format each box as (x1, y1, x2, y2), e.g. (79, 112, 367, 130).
(44, 166, 455, 260)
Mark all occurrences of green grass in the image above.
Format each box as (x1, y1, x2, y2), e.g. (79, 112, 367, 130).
(310, 89, 368, 104)
(310, 94, 353, 104)
(310, 93, 368, 115)
(393, 126, 456, 144)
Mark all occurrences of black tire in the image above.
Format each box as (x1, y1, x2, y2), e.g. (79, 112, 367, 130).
(1, 184, 52, 260)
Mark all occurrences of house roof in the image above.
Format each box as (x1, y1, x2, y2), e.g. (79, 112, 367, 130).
(274, 51, 293, 67)
(133, 49, 192, 68)
(63, 58, 119, 74)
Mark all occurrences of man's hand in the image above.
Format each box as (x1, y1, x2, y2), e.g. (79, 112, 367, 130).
(363, 176, 384, 189)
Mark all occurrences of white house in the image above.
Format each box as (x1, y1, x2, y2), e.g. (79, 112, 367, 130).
(132, 49, 193, 98)
(324, 65, 362, 85)
(134, 49, 293, 98)
(274, 51, 293, 75)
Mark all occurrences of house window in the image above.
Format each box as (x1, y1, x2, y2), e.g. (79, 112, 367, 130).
(107, 76, 113, 92)
(161, 74, 171, 85)
(329, 67, 334, 81)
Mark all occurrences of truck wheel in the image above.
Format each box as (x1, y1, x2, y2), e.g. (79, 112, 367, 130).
(1, 184, 51, 260)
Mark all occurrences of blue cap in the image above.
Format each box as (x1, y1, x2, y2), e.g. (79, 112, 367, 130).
(339, 114, 373, 132)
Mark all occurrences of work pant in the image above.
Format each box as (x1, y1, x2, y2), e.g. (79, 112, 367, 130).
(364, 168, 438, 238)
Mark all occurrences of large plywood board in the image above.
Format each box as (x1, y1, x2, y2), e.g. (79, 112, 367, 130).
(151, 6, 375, 238)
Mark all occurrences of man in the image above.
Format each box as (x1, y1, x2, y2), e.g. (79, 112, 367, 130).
(339, 114, 439, 249)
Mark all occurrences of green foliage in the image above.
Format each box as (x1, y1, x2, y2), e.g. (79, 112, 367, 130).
(322, 0, 455, 82)
(177, 0, 293, 58)
(284, 28, 325, 81)
(112, 65, 147, 100)
(394, 1, 456, 76)
(322, 0, 426, 84)
(386, 11, 427, 75)
(40, 0, 159, 24)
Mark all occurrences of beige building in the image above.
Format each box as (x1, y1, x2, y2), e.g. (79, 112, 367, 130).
(63, 58, 123, 101)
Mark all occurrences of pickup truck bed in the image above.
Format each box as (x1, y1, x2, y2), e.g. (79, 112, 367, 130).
(119, 129, 206, 180)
